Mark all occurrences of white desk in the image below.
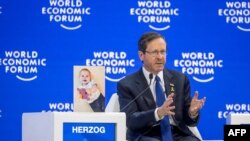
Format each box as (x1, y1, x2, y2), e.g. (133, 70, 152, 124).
(22, 112, 126, 141)
(226, 113, 250, 125)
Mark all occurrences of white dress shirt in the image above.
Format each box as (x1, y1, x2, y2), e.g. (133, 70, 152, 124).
(142, 67, 176, 125)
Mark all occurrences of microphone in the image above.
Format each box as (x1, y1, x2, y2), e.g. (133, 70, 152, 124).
(121, 73, 153, 112)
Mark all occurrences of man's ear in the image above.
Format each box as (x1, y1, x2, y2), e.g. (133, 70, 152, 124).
(138, 51, 144, 61)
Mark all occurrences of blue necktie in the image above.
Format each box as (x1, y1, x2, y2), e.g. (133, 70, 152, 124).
(155, 76, 173, 141)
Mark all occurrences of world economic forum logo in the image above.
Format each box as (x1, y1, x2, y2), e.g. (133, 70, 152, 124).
(130, 0, 179, 31)
(174, 52, 223, 83)
(0, 51, 47, 81)
(0, 109, 2, 118)
(42, 102, 73, 112)
(218, 1, 250, 32)
(218, 103, 250, 119)
(41, 0, 91, 30)
(0, 6, 2, 15)
(85, 51, 135, 82)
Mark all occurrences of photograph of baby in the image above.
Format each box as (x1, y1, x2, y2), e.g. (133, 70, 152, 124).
(74, 66, 105, 112)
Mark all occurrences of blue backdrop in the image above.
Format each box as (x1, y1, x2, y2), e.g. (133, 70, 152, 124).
(1, 0, 250, 140)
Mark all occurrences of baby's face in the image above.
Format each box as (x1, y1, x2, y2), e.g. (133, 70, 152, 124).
(79, 70, 91, 85)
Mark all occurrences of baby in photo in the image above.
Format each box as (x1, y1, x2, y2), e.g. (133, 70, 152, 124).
(77, 68, 105, 112)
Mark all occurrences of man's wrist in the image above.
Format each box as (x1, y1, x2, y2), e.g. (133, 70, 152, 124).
(189, 111, 199, 119)
(156, 108, 164, 120)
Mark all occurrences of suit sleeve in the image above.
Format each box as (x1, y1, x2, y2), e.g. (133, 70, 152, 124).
(117, 79, 158, 131)
(182, 75, 200, 126)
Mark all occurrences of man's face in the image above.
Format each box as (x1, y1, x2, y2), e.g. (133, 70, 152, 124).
(79, 70, 91, 85)
(138, 37, 167, 74)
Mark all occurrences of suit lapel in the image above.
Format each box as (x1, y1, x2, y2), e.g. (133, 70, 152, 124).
(136, 69, 156, 108)
(163, 70, 180, 124)
(163, 69, 173, 97)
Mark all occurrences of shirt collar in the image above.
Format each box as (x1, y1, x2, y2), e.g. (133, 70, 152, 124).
(142, 67, 164, 83)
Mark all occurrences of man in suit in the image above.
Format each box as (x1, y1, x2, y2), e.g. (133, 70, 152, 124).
(117, 32, 206, 141)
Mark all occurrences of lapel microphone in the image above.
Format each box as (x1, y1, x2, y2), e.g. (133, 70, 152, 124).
(121, 73, 153, 112)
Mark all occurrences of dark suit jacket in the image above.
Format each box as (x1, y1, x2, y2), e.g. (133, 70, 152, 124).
(117, 68, 199, 141)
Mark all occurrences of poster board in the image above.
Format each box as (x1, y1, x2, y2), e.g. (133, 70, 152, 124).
(73, 66, 105, 112)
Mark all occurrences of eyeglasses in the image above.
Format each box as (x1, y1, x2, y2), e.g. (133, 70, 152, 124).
(145, 50, 167, 57)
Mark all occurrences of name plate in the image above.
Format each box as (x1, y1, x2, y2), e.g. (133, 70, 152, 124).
(63, 122, 116, 141)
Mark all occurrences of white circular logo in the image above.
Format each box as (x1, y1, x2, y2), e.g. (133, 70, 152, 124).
(0, 51, 47, 81)
(85, 51, 135, 82)
(174, 52, 223, 83)
(218, 103, 250, 119)
(218, 1, 250, 32)
(130, 0, 179, 31)
(0, 6, 2, 15)
(42, 0, 91, 30)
